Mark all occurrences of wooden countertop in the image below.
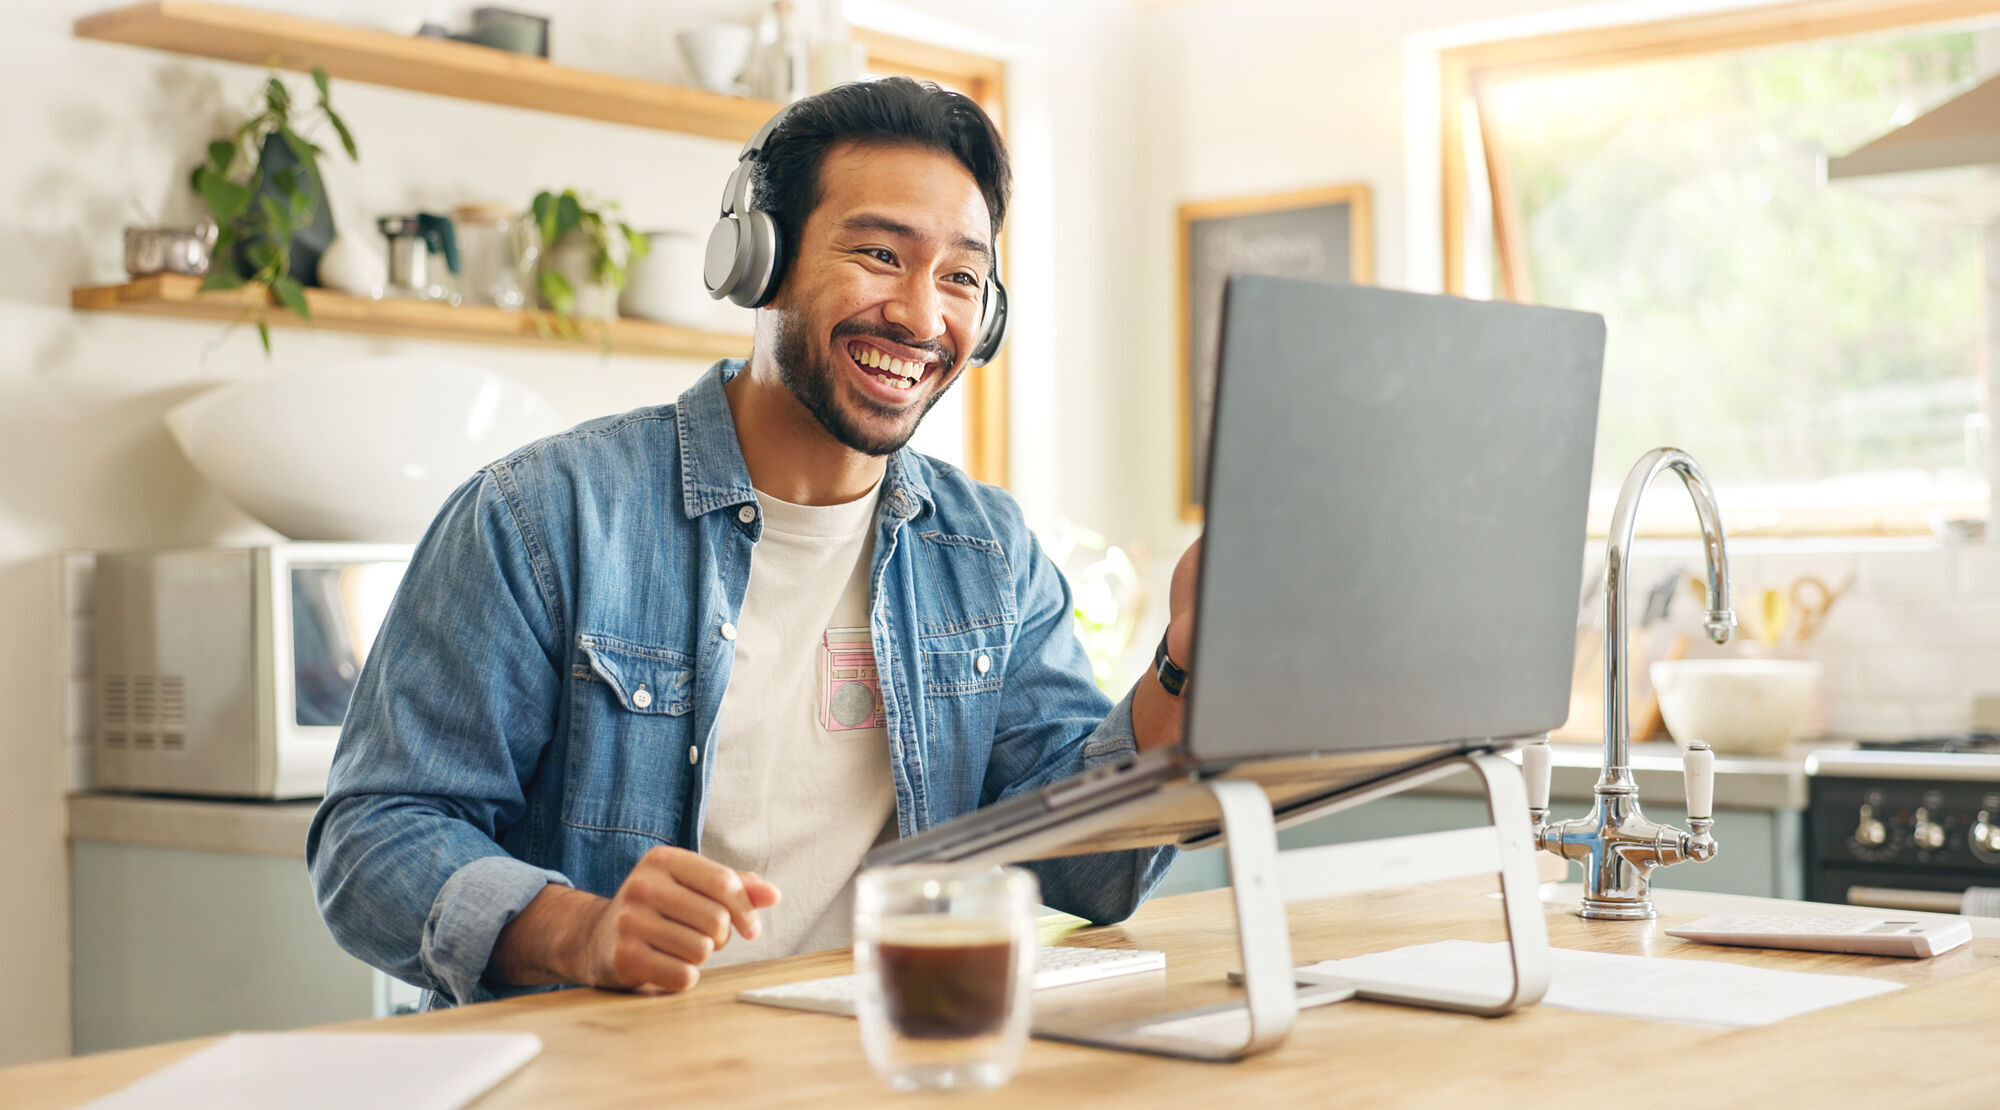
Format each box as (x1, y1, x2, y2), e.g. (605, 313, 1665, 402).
(5, 877, 1995, 1109)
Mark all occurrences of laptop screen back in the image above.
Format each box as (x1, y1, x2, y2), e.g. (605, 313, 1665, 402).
(1185, 275, 1605, 766)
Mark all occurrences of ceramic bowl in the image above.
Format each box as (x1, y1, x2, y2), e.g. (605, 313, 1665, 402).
(165, 357, 564, 542)
(1649, 658, 1823, 754)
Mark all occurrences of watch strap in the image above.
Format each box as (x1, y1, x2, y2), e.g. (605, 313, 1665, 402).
(1153, 631, 1190, 698)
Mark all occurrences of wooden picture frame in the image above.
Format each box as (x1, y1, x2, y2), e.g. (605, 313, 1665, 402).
(1178, 184, 1373, 520)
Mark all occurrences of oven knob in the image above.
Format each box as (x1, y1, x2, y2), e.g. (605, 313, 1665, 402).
(1912, 808, 1947, 852)
(1853, 803, 1887, 848)
(1972, 811, 2000, 858)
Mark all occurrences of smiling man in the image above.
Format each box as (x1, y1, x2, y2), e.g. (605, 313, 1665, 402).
(307, 79, 1197, 1009)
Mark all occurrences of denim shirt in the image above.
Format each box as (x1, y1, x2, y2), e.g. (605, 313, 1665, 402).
(307, 361, 1176, 1007)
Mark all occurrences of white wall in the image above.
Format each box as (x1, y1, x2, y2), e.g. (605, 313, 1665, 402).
(0, 0, 1145, 1065)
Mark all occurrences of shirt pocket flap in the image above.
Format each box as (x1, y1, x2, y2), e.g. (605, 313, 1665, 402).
(579, 636, 694, 716)
(923, 643, 1009, 697)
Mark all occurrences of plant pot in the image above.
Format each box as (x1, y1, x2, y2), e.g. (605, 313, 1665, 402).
(540, 231, 622, 321)
(233, 131, 335, 286)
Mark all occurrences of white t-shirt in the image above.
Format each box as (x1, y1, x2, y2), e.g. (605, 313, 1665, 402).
(700, 484, 897, 967)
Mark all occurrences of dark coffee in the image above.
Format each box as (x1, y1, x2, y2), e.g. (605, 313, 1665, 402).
(877, 930, 1015, 1040)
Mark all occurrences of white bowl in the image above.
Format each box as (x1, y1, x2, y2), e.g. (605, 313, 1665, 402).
(166, 357, 564, 542)
(677, 24, 754, 94)
(1649, 658, 1823, 754)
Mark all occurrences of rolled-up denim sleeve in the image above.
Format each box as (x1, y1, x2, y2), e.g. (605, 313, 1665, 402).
(307, 465, 569, 1006)
(979, 527, 1176, 925)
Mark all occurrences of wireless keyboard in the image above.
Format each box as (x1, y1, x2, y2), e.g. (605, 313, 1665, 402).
(737, 945, 1167, 1016)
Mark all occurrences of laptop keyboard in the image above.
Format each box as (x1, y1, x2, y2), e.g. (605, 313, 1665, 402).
(737, 945, 1167, 1016)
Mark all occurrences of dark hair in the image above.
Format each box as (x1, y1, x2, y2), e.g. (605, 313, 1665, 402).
(751, 77, 1011, 287)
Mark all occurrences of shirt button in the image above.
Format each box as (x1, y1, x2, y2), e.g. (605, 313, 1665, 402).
(721, 622, 737, 641)
(632, 685, 652, 709)
(688, 745, 700, 765)
(975, 654, 991, 675)
(738, 505, 755, 524)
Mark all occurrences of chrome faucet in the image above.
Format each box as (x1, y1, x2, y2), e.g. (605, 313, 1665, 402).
(1525, 448, 1736, 919)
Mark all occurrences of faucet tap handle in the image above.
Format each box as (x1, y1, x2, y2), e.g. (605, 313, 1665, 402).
(1684, 742, 1715, 821)
(1523, 737, 1553, 816)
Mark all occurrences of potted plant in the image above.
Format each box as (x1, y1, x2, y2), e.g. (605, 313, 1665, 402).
(188, 65, 359, 352)
(531, 188, 648, 325)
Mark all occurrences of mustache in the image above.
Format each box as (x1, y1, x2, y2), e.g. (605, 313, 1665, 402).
(831, 321, 955, 369)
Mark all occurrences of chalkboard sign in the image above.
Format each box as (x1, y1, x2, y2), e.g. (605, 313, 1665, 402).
(1179, 185, 1372, 518)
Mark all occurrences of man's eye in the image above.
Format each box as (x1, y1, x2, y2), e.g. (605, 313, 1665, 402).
(949, 272, 981, 288)
(861, 248, 896, 265)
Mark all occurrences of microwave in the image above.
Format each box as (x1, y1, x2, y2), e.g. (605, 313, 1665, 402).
(92, 544, 413, 798)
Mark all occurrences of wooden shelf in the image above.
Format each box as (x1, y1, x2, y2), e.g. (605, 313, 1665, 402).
(74, 274, 752, 362)
(74, 1, 782, 142)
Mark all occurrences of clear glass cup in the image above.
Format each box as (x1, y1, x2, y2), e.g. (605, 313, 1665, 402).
(853, 864, 1039, 1093)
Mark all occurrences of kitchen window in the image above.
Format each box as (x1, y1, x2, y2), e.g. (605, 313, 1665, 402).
(1441, 1, 2000, 537)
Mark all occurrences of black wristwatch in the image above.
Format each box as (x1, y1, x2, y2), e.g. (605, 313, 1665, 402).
(1152, 630, 1190, 698)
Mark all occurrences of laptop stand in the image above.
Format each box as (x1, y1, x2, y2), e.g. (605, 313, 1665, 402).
(1022, 751, 1551, 1062)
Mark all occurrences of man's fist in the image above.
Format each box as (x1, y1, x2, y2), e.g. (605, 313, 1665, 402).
(579, 846, 782, 992)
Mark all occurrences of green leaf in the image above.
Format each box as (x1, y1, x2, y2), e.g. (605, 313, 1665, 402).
(289, 189, 313, 226)
(556, 192, 582, 240)
(279, 128, 319, 165)
(246, 239, 282, 274)
(256, 317, 272, 355)
(201, 267, 246, 292)
(197, 174, 254, 224)
(311, 65, 331, 103)
(325, 108, 359, 161)
(530, 191, 556, 246)
(264, 77, 290, 115)
(259, 194, 291, 240)
(623, 225, 650, 261)
(271, 166, 297, 197)
(539, 269, 575, 318)
(271, 275, 310, 321)
(206, 140, 236, 173)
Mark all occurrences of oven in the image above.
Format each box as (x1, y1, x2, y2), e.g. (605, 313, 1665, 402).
(1805, 741, 2000, 912)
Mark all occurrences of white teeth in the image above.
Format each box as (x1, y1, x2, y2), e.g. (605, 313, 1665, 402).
(852, 343, 925, 386)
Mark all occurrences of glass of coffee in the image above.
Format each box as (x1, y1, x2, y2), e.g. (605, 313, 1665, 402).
(853, 864, 1039, 1092)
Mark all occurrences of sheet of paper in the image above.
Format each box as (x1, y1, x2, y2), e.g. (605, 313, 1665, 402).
(1307, 940, 1902, 1028)
(83, 1032, 542, 1110)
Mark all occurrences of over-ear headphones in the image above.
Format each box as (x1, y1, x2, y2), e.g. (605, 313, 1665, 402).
(703, 99, 1010, 368)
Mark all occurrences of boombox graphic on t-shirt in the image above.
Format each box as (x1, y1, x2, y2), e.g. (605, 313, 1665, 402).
(820, 627, 885, 732)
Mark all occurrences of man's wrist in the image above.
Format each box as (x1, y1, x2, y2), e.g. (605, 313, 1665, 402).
(492, 884, 606, 987)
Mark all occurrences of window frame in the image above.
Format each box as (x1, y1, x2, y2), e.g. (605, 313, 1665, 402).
(1437, 0, 2000, 538)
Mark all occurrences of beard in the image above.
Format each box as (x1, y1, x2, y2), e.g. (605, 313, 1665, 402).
(772, 312, 958, 457)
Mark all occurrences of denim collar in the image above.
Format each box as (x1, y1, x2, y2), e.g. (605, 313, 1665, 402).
(676, 360, 933, 523)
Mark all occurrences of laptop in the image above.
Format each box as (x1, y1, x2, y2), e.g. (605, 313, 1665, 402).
(867, 274, 1607, 867)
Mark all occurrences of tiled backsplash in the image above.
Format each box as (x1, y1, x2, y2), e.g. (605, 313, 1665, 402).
(1612, 539, 2000, 739)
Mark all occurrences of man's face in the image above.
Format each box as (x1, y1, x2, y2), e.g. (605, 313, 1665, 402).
(767, 140, 993, 457)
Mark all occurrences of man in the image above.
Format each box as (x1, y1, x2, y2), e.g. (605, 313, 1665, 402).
(308, 78, 1199, 1009)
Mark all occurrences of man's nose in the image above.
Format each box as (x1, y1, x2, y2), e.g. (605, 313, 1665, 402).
(882, 270, 947, 344)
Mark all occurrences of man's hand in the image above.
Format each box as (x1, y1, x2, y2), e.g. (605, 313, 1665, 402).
(1133, 536, 1201, 751)
(490, 846, 781, 993)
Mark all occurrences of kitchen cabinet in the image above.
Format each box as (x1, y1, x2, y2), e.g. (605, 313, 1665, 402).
(70, 0, 762, 358)
(66, 794, 420, 1054)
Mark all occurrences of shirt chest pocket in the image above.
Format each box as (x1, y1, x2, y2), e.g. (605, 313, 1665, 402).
(916, 531, 1016, 637)
(564, 634, 695, 838)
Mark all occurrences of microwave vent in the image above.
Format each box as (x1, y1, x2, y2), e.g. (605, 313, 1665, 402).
(102, 675, 128, 724)
(102, 674, 189, 753)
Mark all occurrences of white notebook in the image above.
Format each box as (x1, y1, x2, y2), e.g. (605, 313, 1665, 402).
(83, 1032, 542, 1110)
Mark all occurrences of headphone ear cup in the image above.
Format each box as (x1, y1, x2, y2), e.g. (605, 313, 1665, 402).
(734, 209, 782, 309)
(968, 272, 1008, 367)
